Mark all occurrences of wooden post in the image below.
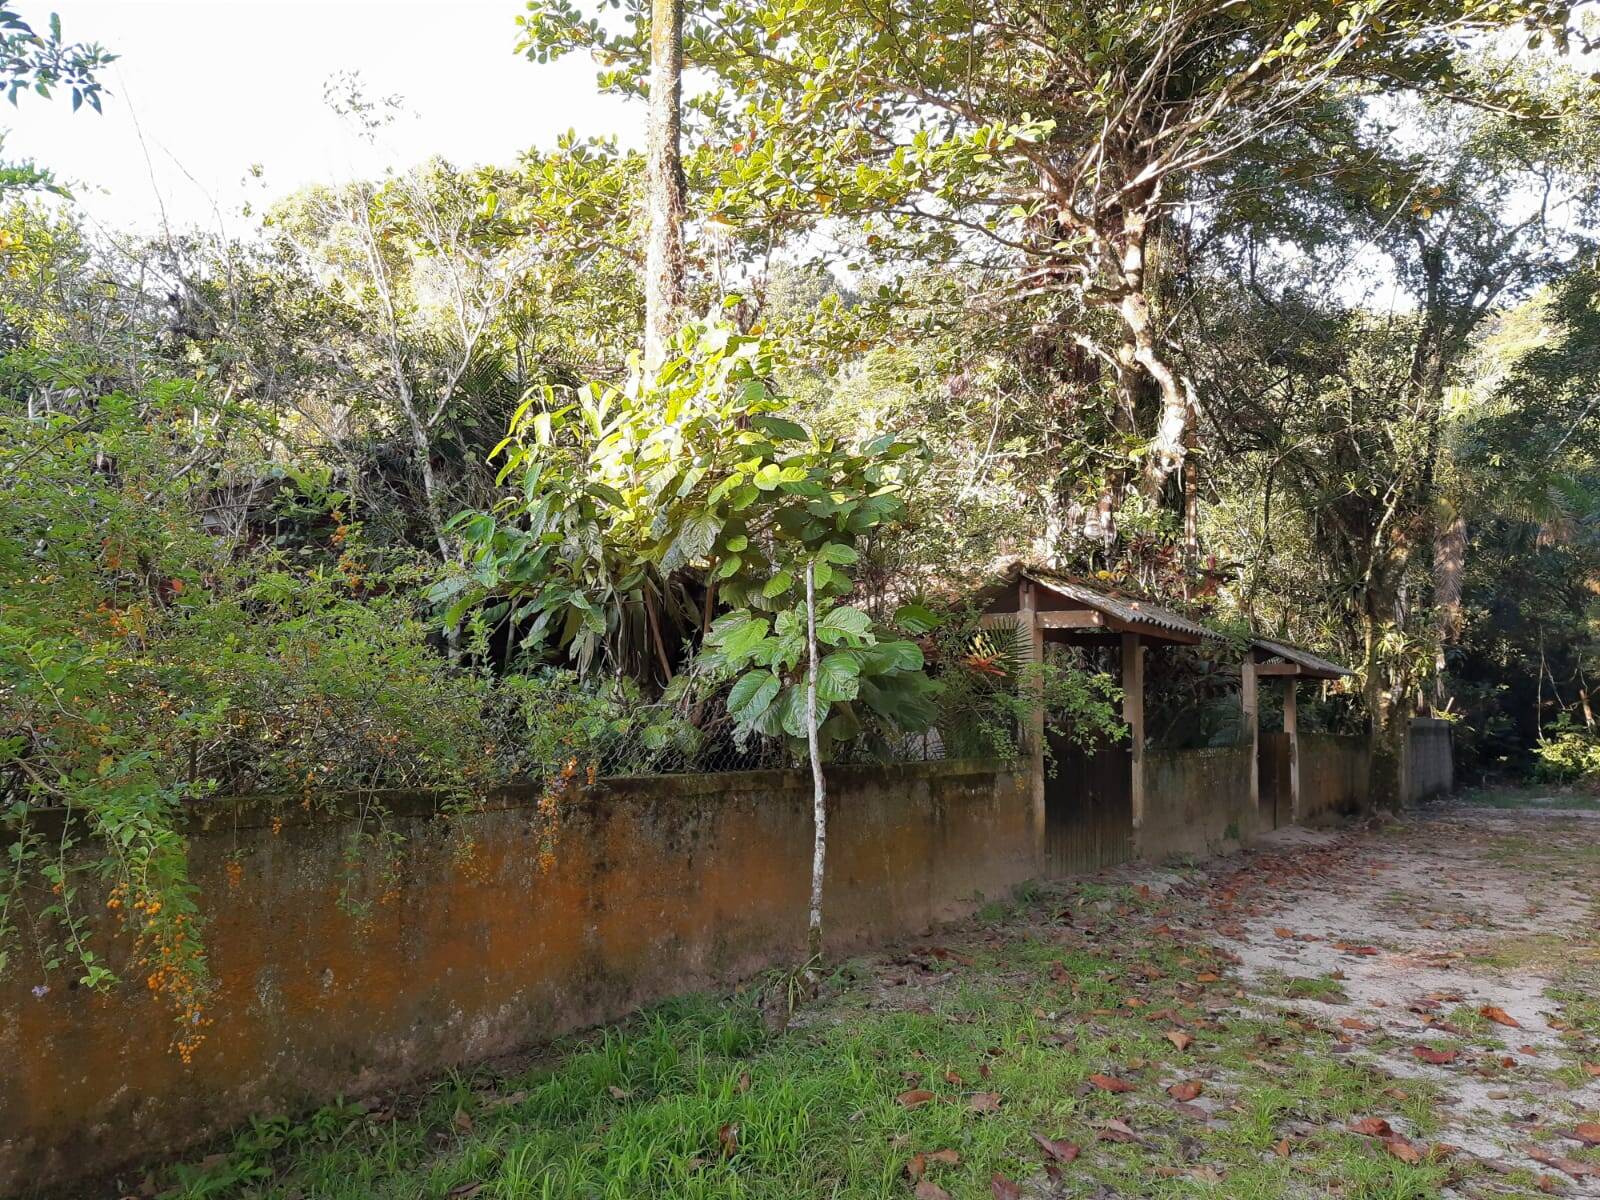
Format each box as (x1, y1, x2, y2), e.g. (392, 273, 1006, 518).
(1019, 581, 1047, 871)
(1121, 632, 1144, 837)
(1241, 651, 1259, 814)
(1283, 677, 1299, 824)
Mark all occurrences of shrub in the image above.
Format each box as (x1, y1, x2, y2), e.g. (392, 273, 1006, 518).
(1532, 721, 1600, 789)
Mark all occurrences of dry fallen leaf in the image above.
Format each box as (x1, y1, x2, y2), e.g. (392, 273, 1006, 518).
(897, 1089, 936, 1109)
(1385, 1138, 1423, 1165)
(1572, 1123, 1600, 1147)
(452, 1108, 474, 1134)
(1349, 1117, 1394, 1138)
(1097, 1117, 1137, 1143)
(1088, 1073, 1135, 1093)
(913, 1181, 952, 1200)
(1168, 1079, 1204, 1102)
(718, 1123, 739, 1157)
(969, 1091, 1003, 1114)
(1031, 1132, 1080, 1163)
(991, 1174, 1022, 1200)
(445, 1185, 483, 1200)
(1529, 1148, 1599, 1178)
(1165, 1029, 1194, 1051)
(1273, 1138, 1291, 1158)
(1411, 1045, 1458, 1065)
(1480, 1005, 1521, 1028)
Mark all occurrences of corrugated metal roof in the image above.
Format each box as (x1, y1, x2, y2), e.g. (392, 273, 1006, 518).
(1252, 636, 1352, 678)
(1023, 571, 1220, 643)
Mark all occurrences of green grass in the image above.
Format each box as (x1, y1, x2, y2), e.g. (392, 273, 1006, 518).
(129, 906, 1468, 1200)
(1458, 785, 1600, 811)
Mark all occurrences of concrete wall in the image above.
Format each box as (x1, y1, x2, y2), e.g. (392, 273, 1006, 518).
(1, 760, 1030, 1194)
(1140, 744, 1258, 860)
(1403, 718, 1453, 805)
(1298, 733, 1370, 824)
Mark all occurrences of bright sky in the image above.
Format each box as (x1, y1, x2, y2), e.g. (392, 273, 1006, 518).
(9, 0, 634, 234)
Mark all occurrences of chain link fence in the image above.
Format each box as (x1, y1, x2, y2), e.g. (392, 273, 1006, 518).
(532, 685, 1021, 781)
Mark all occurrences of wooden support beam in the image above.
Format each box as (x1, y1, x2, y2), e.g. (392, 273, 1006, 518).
(1037, 609, 1104, 629)
(1283, 677, 1299, 824)
(1121, 632, 1144, 837)
(1254, 663, 1306, 677)
(1019, 583, 1046, 873)
(1241, 650, 1259, 814)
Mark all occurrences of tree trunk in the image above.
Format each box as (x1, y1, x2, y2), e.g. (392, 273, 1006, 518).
(1431, 504, 1466, 711)
(644, 0, 687, 371)
(1182, 418, 1200, 573)
(804, 562, 826, 963)
(1361, 577, 1406, 811)
(402, 404, 462, 658)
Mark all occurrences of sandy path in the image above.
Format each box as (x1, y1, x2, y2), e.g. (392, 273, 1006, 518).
(1189, 800, 1600, 1190)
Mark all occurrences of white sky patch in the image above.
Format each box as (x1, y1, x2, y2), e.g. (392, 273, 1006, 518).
(9, 0, 634, 233)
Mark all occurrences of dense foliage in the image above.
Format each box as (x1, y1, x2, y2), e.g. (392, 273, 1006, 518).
(2, 0, 1598, 1043)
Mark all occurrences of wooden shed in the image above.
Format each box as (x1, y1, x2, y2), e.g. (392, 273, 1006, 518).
(977, 566, 1355, 870)
(1251, 637, 1353, 829)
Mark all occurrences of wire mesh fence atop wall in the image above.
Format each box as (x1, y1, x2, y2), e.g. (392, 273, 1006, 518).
(564, 690, 1020, 780)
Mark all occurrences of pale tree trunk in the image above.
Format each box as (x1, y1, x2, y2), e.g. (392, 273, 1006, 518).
(1110, 202, 1192, 500)
(1361, 573, 1408, 811)
(1431, 505, 1466, 711)
(1182, 419, 1200, 573)
(805, 562, 827, 963)
(644, 0, 687, 371)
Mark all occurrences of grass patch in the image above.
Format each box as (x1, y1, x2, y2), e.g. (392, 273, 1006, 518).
(132, 914, 1454, 1200)
(1457, 785, 1600, 811)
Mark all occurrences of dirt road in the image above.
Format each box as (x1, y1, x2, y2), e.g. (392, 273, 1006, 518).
(1132, 793, 1600, 1193)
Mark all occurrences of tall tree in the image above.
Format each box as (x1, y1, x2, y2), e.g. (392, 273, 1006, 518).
(644, 0, 687, 368)
(521, 0, 1575, 542)
(1182, 69, 1598, 802)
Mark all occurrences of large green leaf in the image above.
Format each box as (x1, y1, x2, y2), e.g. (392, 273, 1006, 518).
(706, 611, 772, 662)
(817, 604, 872, 643)
(751, 414, 809, 442)
(660, 511, 722, 571)
(815, 650, 862, 702)
(862, 639, 924, 674)
(893, 602, 940, 634)
(728, 669, 781, 723)
(778, 683, 828, 738)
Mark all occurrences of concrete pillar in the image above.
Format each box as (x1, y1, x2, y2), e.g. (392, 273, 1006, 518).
(1122, 632, 1144, 836)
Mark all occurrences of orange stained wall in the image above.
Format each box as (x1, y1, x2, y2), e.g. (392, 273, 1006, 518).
(1, 760, 1030, 1194)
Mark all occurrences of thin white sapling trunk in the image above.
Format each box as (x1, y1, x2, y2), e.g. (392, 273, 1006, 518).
(805, 561, 826, 962)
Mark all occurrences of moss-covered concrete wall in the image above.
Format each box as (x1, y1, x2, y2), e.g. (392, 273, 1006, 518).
(1403, 719, 1453, 805)
(1299, 733, 1370, 824)
(0, 760, 1029, 1194)
(1140, 745, 1258, 860)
